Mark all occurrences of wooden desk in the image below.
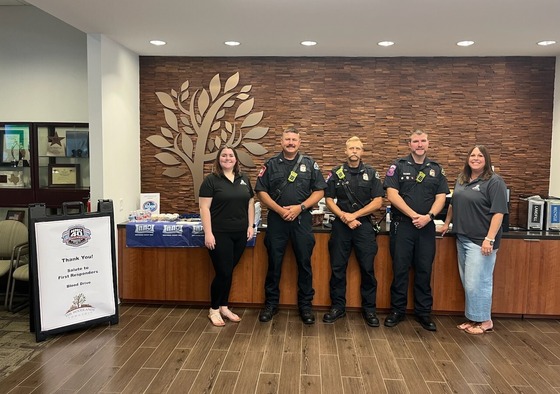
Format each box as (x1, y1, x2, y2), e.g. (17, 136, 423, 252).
(117, 227, 560, 316)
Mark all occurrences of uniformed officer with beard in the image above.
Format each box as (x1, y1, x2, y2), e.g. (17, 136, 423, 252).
(323, 136, 384, 327)
(383, 129, 449, 331)
(255, 127, 327, 325)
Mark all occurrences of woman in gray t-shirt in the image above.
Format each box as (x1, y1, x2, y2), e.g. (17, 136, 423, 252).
(440, 145, 508, 335)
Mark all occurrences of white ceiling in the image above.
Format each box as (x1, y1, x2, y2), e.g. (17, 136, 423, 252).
(9, 0, 560, 57)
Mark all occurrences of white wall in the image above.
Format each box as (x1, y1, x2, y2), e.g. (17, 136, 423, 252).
(0, 7, 88, 121)
(87, 34, 140, 223)
(550, 56, 560, 198)
(0, 6, 141, 224)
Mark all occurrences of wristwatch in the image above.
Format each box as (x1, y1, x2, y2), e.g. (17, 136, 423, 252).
(484, 237, 495, 246)
(300, 204, 307, 212)
(428, 212, 435, 220)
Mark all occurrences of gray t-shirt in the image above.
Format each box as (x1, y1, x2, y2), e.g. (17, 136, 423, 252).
(451, 173, 508, 248)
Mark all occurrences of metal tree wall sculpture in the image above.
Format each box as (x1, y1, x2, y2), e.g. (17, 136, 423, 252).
(148, 72, 269, 199)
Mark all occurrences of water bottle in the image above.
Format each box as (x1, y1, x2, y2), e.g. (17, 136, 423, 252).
(385, 205, 391, 231)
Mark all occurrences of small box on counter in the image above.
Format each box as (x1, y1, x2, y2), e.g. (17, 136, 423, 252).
(545, 199, 560, 231)
(140, 193, 160, 214)
(518, 195, 545, 230)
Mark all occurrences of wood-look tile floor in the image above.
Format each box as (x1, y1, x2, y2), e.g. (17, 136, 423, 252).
(2, 304, 560, 393)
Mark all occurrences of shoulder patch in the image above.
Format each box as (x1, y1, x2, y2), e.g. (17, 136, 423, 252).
(313, 162, 319, 170)
(375, 171, 380, 179)
(326, 171, 333, 181)
(386, 164, 397, 177)
(441, 167, 446, 176)
(258, 165, 267, 177)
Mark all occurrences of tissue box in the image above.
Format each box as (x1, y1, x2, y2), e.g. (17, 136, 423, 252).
(140, 193, 160, 214)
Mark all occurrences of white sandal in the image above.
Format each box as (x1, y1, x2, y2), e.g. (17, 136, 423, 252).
(220, 306, 241, 322)
(208, 308, 225, 327)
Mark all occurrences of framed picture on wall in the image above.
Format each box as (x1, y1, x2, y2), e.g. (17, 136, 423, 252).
(6, 209, 25, 222)
(48, 164, 81, 187)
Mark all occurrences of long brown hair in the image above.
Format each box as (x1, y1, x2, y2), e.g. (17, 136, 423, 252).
(212, 146, 241, 176)
(458, 145, 494, 185)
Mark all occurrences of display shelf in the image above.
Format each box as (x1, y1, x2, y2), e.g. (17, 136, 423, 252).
(0, 122, 90, 208)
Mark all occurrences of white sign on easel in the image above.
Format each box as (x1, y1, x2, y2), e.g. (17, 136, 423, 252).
(34, 216, 117, 332)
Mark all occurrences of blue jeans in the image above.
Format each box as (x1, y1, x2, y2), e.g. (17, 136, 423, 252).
(456, 234, 498, 322)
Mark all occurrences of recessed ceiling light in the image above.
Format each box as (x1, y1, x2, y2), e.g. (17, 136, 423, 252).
(224, 41, 241, 46)
(537, 40, 557, 46)
(457, 40, 475, 47)
(301, 41, 317, 46)
(378, 41, 395, 47)
(150, 40, 166, 46)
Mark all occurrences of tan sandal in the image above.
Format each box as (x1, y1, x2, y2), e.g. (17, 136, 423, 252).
(465, 322, 494, 335)
(208, 308, 225, 327)
(220, 306, 241, 322)
(457, 321, 475, 330)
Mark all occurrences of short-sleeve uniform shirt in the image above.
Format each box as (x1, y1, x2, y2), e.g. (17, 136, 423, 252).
(383, 154, 449, 218)
(326, 162, 385, 216)
(255, 153, 326, 206)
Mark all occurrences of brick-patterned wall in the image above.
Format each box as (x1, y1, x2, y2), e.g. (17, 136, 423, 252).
(140, 57, 555, 227)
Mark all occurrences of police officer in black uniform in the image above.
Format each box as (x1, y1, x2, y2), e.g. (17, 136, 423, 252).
(255, 127, 327, 324)
(323, 136, 384, 327)
(383, 129, 449, 331)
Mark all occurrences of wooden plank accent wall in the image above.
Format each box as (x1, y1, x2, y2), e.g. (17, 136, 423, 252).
(139, 57, 555, 227)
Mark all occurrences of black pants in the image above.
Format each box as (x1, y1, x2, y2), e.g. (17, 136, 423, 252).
(263, 211, 315, 310)
(389, 219, 436, 316)
(328, 218, 378, 311)
(207, 230, 247, 309)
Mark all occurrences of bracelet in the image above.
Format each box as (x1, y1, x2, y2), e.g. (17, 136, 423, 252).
(484, 237, 494, 242)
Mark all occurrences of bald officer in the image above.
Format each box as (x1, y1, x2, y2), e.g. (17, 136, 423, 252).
(323, 136, 384, 327)
(383, 129, 449, 331)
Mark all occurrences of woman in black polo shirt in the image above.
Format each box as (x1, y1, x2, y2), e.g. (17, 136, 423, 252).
(199, 146, 255, 326)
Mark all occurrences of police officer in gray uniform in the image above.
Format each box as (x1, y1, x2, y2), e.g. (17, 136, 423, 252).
(383, 129, 449, 331)
(255, 127, 326, 324)
(323, 136, 384, 326)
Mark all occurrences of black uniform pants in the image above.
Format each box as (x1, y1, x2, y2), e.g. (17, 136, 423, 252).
(207, 230, 247, 309)
(389, 219, 436, 316)
(263, 211, 315, 310)
(328, 218, 378, 311)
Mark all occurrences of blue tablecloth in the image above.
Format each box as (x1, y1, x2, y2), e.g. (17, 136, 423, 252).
(126, 221, 256, 247)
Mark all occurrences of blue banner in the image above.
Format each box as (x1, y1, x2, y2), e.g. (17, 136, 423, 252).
(126, 221, 256, 248)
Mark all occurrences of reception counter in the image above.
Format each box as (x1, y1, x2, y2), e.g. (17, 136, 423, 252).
(117, 223, 560, 317)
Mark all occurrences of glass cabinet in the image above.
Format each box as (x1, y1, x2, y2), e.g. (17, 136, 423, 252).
(0, 122, 90, 208)
(0, 123, 31, 190)
(37, 124, 90, 189)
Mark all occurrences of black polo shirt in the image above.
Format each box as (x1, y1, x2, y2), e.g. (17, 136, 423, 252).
(199, 172, 254, 232)
(383, 154, 449, 218)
